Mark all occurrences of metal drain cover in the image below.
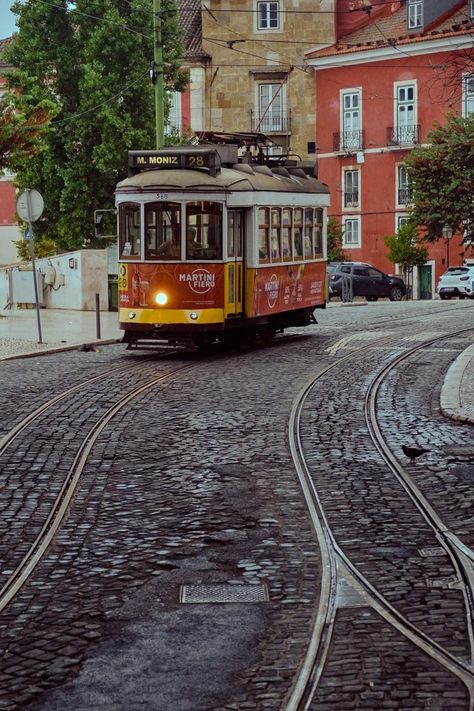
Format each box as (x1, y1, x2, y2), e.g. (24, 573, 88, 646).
(180, 583, 269, 604)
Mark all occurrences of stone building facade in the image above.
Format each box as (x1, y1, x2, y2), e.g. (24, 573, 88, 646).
(200, 1, 336, 160)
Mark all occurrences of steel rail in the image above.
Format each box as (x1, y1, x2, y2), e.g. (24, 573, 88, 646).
(0, 358, 167, 455)
(0, 363, 194, 614)
(286, 324, 474, 710)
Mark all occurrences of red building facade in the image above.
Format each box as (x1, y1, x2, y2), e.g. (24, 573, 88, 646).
(306, 0, 474, 298)
(0, 36, 18, 266)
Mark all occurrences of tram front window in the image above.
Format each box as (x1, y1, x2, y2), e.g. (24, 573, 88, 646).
(119, 203, 141, 259)
(186, 201, 222, 260)
(145, 202, 181, 259)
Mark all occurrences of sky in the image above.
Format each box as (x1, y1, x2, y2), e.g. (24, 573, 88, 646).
(0, 2, 16, 39)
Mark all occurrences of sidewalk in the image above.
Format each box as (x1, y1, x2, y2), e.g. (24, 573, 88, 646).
(440, 343, 474, 426)
(0, 308, 122, 360)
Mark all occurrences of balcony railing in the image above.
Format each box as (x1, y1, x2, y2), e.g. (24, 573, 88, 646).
(250, 110, 291, 133)
(333, 130, 365, 152)
(387, 125, 419, 146)
(344, 191, 359, 207)
(398, 187, 413, 205)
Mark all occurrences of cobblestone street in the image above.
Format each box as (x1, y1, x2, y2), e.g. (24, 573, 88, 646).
(0, 300, 473, 710)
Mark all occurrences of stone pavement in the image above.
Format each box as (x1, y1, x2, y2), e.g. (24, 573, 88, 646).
(0, 305, 473, 427)
(0, 307, 122, 360)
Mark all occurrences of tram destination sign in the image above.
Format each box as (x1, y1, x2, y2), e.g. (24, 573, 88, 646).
(128, 149, 221, 176)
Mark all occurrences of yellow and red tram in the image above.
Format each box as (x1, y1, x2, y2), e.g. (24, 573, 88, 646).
(115, 139, 330, 349)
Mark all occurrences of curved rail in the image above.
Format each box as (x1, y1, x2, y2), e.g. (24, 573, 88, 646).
(287, 325, 474, 710)
(0, 362, 194, 614)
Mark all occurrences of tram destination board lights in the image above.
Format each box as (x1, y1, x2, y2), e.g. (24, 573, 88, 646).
(128, 149, 222, 176)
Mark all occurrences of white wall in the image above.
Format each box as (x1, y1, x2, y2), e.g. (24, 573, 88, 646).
(0, 249, 109, 311)
(0, 226, 21, 266)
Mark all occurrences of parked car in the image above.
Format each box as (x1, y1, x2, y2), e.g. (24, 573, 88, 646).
(436, 265, 474, 299)
(328, 262, 406, 301)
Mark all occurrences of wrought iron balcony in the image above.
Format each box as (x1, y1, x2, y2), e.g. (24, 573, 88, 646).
(343, 191, 359, 207)
(333, 130, 365, 153)
(250, 109, 292, 133)
(387, 125, 419, 146)
(397, 187, 413, 205)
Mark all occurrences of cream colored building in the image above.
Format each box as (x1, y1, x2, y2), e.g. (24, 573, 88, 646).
(200, 0, 336, 159)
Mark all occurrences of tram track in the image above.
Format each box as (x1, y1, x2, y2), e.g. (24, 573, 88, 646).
(287, 324, 474, 710)
(0, 359, 195, 615)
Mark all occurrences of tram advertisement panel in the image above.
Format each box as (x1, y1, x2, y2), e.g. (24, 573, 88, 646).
(250, 262, 326, 317)
(119, 263, 225, 309)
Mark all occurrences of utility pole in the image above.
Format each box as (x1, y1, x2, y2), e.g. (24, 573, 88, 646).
(153, 0, 165, 148)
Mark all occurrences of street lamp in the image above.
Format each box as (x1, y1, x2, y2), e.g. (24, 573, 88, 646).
(442, 225, 453, 268)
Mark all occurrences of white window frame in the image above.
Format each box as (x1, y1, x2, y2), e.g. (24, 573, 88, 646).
(343, 168, 360, 209)
(396, 215, 410, 231)
(165, 91, 181, 135)
(256, 82, 285, 132)
(343, 216, 361, 248)
(469, 0, 474, 20)
(393, 80, 417, 144)
(462, 74, 474, 117)
(396, 164, 412, 207)
(256, 1, 280, 32)
(340, 88, 362, 151)
(407, 0, 423, 29)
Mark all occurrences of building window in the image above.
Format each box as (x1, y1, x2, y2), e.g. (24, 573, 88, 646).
(341, 90, 362, 150)
(407, 0, 422, 29)
(257, 83, 284, 132)
(462, 75, 474, 117)
(397, 215, 410, 230)
(343, 217, 360, 247)
(397, 165, 412, 206)
(343, 169, 359, 208)
(470, 0, 474, 20)
(165, 91, 181, 135)
(257, 2, 279, 30)
(394, 83, 417, 144)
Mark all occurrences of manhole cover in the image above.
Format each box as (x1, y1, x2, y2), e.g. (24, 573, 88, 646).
(180, 583, 269, 604)
(426, 576, 459, 589)
(419, 547, 447, 558)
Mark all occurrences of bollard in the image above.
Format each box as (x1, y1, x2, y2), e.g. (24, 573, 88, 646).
(341, 275, 353, 302)
(95, 293, 101, 339)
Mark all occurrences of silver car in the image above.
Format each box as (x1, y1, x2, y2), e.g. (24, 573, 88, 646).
(437, 265, 474, 299)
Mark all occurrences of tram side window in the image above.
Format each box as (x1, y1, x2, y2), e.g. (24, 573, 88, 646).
(304, 208, 314, 259)
(258, 208, 270, 263)
(281, 208, 292, 261)
(314, 208, 324, 257)
(186, 201, 222, 260)
(270, 208, 281, 261)
(227, 210, 243, 258)
(145, 202, 181, 259)
(293, 208, 303, 261)
(119, 203, 141, 259)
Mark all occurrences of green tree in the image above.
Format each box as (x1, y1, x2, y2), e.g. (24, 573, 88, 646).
(0, 93, 57, 171)
(14, 235, 57, 262)
(384, 221, 428, 269)
(406, 113, 474, 246)
(5, 0, 186, 251)
(327, 217, 347, 262)
(385, 221, 428, 300)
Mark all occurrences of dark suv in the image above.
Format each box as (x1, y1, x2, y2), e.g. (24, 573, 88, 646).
(328, 262, 406, 301)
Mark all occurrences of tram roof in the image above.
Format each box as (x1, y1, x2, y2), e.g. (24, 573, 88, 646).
(116, 166, 329, 196)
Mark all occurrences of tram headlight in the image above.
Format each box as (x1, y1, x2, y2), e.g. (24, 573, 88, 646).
(155, 292, 168, 306)
(190, 312, 198, 320)
(128, 312, 136, 319)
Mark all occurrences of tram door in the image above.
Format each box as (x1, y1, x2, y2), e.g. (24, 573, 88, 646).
(225, 210, 244, 316)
